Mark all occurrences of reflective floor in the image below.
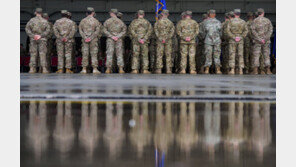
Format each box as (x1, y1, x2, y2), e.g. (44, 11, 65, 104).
(21, 101, 276, 167)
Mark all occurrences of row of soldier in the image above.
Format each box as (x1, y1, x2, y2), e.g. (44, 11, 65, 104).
(25, 7, 273, 74)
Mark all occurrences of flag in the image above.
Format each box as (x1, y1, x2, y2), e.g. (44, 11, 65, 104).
(155, 0, 167, 20)
(272, 31, 276, 59)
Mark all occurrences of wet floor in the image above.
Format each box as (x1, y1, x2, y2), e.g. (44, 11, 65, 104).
(20, 101, 276, 167)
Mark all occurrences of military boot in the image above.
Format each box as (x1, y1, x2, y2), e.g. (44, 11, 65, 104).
(29, 68, 36, 74)
(42, 67, 49, 74)
(131, 70, 138, 74)
(119, 67, 125, 74)
(155, 69, 162, 74)
(105, 68, 111, 74)
(66, 68, 73, 74)
(266, 67, 272, 75)
(143, 70, 150, 74)
(93, 68, 101, 74)
(199, 67, 204, 74)
(216, 67, 222, 74)
(260, 69, 266, 75)
(56, 69, 63, 74)
(204, 67, 210, 74)
(179, 69, 186, 74)
(238, 68, 243, 75)
(251, 68, 258, 75)
(189, 70, 197, 74)
(166, 69, 172, 74)
(80, 67, 87, 74)
(229, 68, 235, 75)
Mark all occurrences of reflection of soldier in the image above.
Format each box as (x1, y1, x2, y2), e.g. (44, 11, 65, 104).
(78, 102, 99, 160)
(53, 101, 75, 154)
(26, 101, 49, 161)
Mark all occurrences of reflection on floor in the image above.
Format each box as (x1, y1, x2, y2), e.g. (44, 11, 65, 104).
(21, 101, 276, 167)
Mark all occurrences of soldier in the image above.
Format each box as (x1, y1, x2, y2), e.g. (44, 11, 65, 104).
(226, 9, 248, 75)
(66, 12, 78, 71)
(154, 10, 175, 74)
(250, 8, 273, 75)
(53, 10, 77, 73)
(176, 10, 199, 74)
(174, 12, 186, 73)
(129, 10, 153, 74)
(42, 13, 54, 73)
(103, 9, 127, 74)
(244, 12, 254, 74)
(221, 12, 230, 74)
(199, 10, 222, 74)
(149, 31, 157, 73)
(25, 8, 51, 74)
(79, 7, 103, 74)
(196, 13, 208, 74)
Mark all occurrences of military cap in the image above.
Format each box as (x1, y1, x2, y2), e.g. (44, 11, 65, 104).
(66, 11, 72, 17)
(181, 12, 186, 17)
(42, 13, 49, 18)
(229, 11, 235, 17)
(257, 8, 265, 14)
(161, 9, 169, 15)
(61, 10, 68, 14)
(137, 10, 145, 15)
(35, 8, 43, 13)
(225, 12, 229, 17)
(110, 8, 118, 14)
(185, 10, 192, 16)
(117, 12, 123, 17)
(87, 7, 95, 12)
(202, 13, 208, 19)
(208, 9, 216, 14)
(234, 9, 241, 14)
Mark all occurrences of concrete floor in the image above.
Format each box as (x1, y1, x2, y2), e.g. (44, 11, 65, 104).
(20, 73, 276, 101)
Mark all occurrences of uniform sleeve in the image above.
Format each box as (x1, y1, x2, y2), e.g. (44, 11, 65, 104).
(25, 20, 35, 38)
(198, 23, 205, 39)
(129, 21, 138, 39)
(116, 22, 127, 39)
(41, 22, 51, 38)
(154, 21, 160, 40)
(53, 22, 61, 39)
(143, 22, 153, 41)
(69, 22, 77, 39)
(188, 22, 199, 40)
(167, 22, 175, 40)
(241, 22, 248, 38)
(226, 21, 236, 40)
(79, 20, 86, 39)
(90, 20, 101, 40)
(103, 20, 114, 38)
(97, 22, 103, 39)
(266, 20, 273, 41)
(250, 21, 261, 42)
(176, 22, 186, 41)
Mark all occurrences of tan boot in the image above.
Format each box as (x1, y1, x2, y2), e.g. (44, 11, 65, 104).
(56, 69, 63, 74)
(204, 67, 209, 74)
(238, 68, 243, 75)
(260, 69, 266, 75)
(155, 69, 162, 74)
(199, 67, 204, 74)
(266, 67, 272, 75)
(66, 68, 73, 74)
(80, 67, 87, 74)
(229, 68, 235, 75)
(216, 67, 222, 74)
(131, 70, 138, 74)
(179, 69, 186, 74)
(166, 69, 172, 74)
(119, 67, 125, 74)
(93, 68, 101, 74)
(143, 70, 150, 74)
(189, 70, 197, 74)
(251, 68, 258, 75)
(29, 68, 36, 74)
(105, 67, 111, 74)
(42, 67, 49, 74)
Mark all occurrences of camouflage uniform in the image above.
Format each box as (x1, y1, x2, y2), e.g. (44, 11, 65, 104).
(196, 16, 207, 73)
(43, 14, 54, 70)
(129, 12, 153, 71)
(53, 14, 77, 70)
(154, 13, 175, 72)
(149, 32, 157, 72)
(225, 16, 248, 70)
(79, 14, 103, 69)
(221, 19, 230, 73)
(176, 12, 199, 72)
(244, 19, 253, 73)
(103, 15, 127, 69)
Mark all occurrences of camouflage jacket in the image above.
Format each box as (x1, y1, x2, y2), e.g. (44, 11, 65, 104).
(225, 17, 248, 43)
(53, 17, 77, 42)
(129, 18, 153, 44)
(197, 19, 207, 43)
(79, 15, 102, 41)
(25, 15, 51, 41)
(221, 20, 230, 41)
(154, 18, 175, 42)
(46, 21, 54, 39)
(103, 17, 127, 39)
(176, 18, 199, 44)
(199, 18, 222, 45)
(250, 16, 273, 43)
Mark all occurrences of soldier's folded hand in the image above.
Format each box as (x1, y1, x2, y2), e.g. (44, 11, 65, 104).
(185, 37, 191, 42)
(261, 39, 266, 44)
(34, 35, 41, 41)
(62, 38, 67, 42)
(112, 36, 118, 41)
(162, 40, 166, 44)
(139, 39, 145, 44)
(85, 38, 91, 43)
(235, 37, 241, 42)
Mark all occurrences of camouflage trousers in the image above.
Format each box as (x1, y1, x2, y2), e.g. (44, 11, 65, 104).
(106, 38, 124, 68)
(29, 39, 47, 68)
(196, 42, 205, 70)
(149, 40, 157, 71)
(244, 38, 252, 71)
(131, 41, 149, 70)
(155, 40, 173, 70)
(180, 43, 196, 71)
(221, 41, 229, 72)
(56, 41, 73, 69)
(228, 42, 244, 68)
(46, 39, 53, 68)
(204, 44, 221, 67)
(81, 38, 99, 68)
(252, 42, 271, 68)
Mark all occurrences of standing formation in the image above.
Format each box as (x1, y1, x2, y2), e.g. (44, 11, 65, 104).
(25, 7, 274, 75)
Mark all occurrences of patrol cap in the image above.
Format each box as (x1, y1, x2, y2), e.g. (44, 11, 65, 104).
(181, 12, 186, 17)
(66, 11, 72, 17)
(61, 10, 68, 14)
(137, 10, 145, 15)
(35, 8, 43, 13)
(225, 12, 229, 18)
(208, 9, 216, 14)
(87, 7, 95, 12)
(42, 13, 49, 18)
(229, 11, 235, 17)
(234, 9, 241, 14)
(110, 9, 118, 14)
(117, 12, 123, 18)
(202, 13, 208, 20)
(257, 8, 265, 14)
(185, 10, 192, 16)
(161, 9, 169, 15)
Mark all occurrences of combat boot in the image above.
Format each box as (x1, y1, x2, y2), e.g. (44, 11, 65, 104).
(143, 70, 150, 74)
(238, 68, 243, 75)
(105, 68, 111, 74)
(155, 69, 162, 74)
(42, 67, 49, 74)
(216, 67, 222, 74)
(266, 67, 272, 75)
(204, 67, 210, 74)
(66, 68, 73, 74)
(119, 67, 125, 74)
(199, 67, 204, 74)
(229, 68, 235, 75)
(56, 69, 63, 74)
(189, 70, 197, 74)
(260, 70, 266, 75)
(29, 68, 36, 74)
(179, 69, 186, 74)
(80, 67, 87, 74)
(251, 68, 258, 75)
(131, 70, 138, 74)
(93, 68, 101, 74)
(166, 69, 172, 74)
